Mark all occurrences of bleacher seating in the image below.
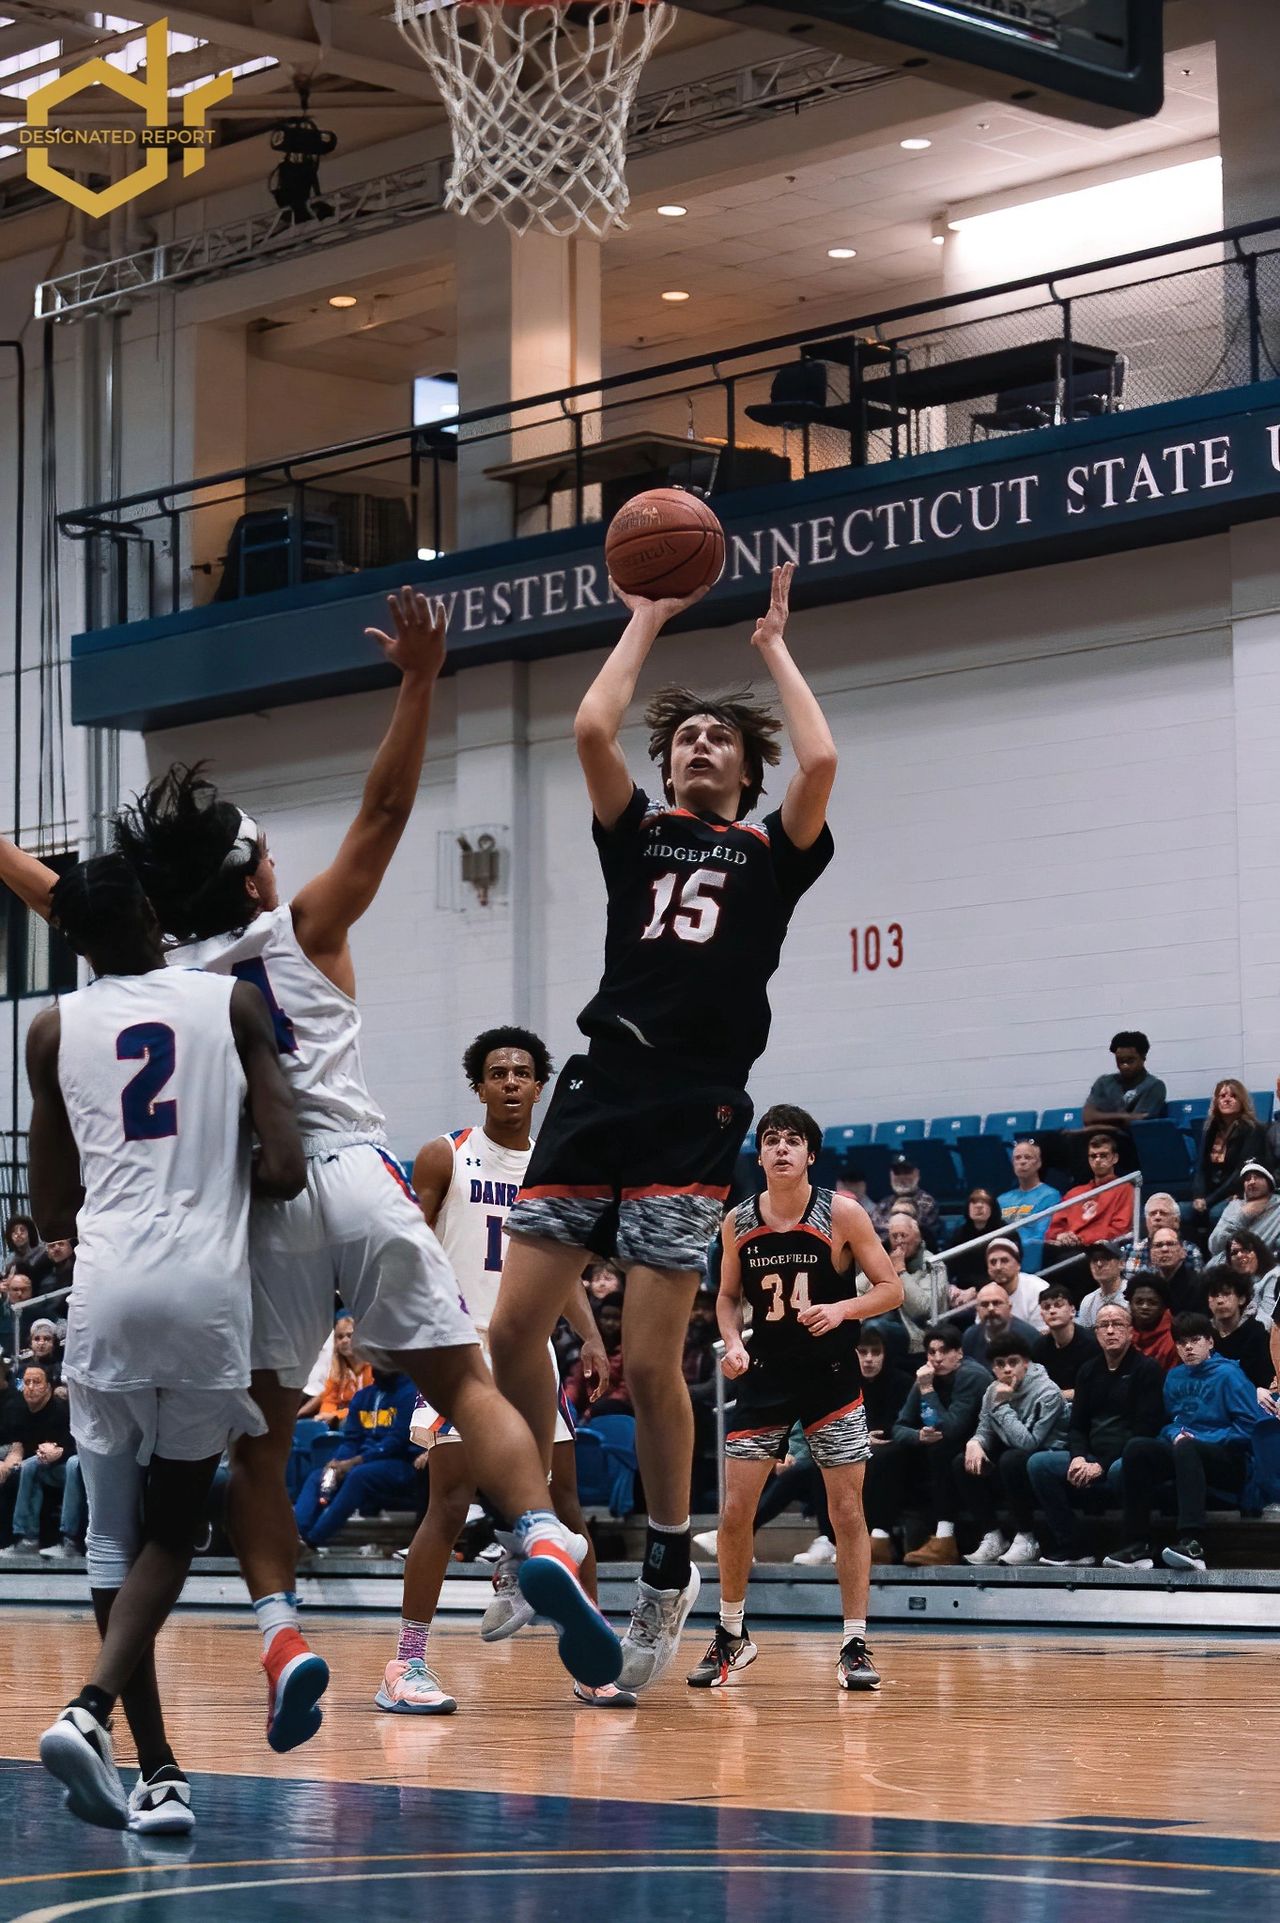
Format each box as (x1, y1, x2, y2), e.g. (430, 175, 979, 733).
(824, 1123, 871, 1150)
(984, 1110, 1038, 1141)
(927, 1115, 980, 1142)
(957, 1136, 1015, 1195)
(899, 1139, 965, 1210)
(873, 1118, 925, 1147)
(1130, 1120, 1196, 1201)
(1252, 1090, 1275, 1123)
(1040, 1107, 1083, 1131)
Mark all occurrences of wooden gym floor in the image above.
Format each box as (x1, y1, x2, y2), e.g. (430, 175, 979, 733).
(0, 1608, 1277, 1921)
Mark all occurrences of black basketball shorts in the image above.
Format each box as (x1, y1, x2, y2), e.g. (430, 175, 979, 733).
(504, 1049, 752, 1274)
(726, 1360, 870, 1470)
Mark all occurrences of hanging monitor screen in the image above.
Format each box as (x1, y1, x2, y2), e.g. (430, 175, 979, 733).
(673, 0, 1164, 125)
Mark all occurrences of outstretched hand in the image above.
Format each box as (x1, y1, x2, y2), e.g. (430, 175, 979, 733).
(750, 562, 794, 653)
(365, 586, 447, 681)
(610, 580, 710, 626)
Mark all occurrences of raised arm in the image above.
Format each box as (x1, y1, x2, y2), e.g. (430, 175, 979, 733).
(25, 1010, 83, 1241)
(578, 585, 708, 829)
(0, 836, 60, 922)
(291, 587, 446, 978)
(229, 982, 306, 1200)
(750, 564, 837, 851)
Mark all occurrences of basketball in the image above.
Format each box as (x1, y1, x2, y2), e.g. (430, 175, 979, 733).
(604, 487, 726, 600)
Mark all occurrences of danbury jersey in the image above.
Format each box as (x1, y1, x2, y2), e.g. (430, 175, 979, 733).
(731, 1185, 861, 1380)
(433, 1126, 531, 1338)
(579, 789, 834, 1087)
(177, 902, 386, 1149)
(56, 967, 253, 1392)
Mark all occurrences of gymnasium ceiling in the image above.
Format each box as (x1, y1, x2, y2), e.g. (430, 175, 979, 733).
(0, 1, 1220, 367)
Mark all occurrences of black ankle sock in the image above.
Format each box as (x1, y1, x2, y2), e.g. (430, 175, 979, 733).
(71, 1684, 115, 1728)
(138, 1744, 179, 1783)
(642, 1521, 691, 1592)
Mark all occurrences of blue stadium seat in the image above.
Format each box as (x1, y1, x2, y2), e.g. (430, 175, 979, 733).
(824, 1123, 871, 1150)
(573, 1416, 638, 1518)
(899, 1138, 964, 1208)
(984, 1110, 1038, 1142)
(1167, 1097, 1211, 1128)
(1040, 1107, 1082, 1132)
(874, 1118, 925, 1146)
(927, 1115, 980, 1142)
(1252, 1091, 1276, 1123)
(957, 1136, 1015, 1196)
(1131, 1120, 1195, 1200)
(839, 1142, 894, 1203)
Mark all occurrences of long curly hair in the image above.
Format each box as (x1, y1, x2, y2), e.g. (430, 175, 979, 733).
(113, 763, 262, 942)
(644, 685, 782, 815)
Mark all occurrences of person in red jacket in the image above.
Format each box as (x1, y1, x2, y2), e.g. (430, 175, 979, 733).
(1041, 1134, 1136, 1302)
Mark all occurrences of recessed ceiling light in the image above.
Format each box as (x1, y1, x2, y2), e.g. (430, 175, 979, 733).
(827, 246, 857, 259)
(900, 136, 932, 151)
(657, 203, 687, 218)
(328, 294, 358, 308)
(661, 289, 690, 302)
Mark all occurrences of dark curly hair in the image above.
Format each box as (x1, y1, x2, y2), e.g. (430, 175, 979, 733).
(462, 1026, 553, 1090)
(113, 763, 263, 942)
(49, 854, 156, 971)
(644, 685, 782, 816)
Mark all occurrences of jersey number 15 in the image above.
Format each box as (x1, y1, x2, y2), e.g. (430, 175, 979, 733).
(640, 867, 726, 945)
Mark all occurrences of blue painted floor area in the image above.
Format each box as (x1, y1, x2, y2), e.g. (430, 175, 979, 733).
(1, 1767, 1278, 1923)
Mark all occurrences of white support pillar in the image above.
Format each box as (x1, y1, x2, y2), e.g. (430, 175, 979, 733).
(449, 658, 532, 1038)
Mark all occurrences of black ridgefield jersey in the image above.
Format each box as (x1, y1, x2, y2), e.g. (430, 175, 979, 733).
(732, 1185, 861, 1380)
(578, 788, 834, 1087)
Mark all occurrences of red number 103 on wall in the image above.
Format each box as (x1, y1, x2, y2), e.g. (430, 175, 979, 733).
(850, 923, 903, 972)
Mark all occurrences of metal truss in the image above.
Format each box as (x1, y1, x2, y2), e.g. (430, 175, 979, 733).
(34, 44, 894, 320)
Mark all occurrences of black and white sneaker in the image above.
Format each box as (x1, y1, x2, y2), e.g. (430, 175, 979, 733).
(686, 1622, 758, 1689)
(39, 1706, 128, 1829)
(1102, 1543, 1154, 1570)
(1161, 1537, 1207, 1572)
(837, 1636, 881, 1692)
(128, 1765, 195, 1835)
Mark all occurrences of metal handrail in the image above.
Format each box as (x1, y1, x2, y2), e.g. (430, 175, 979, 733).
(7, 1280, 71, 1369)
(936, 1170, 1144, 1273)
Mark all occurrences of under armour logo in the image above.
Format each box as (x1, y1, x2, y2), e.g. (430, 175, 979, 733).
(569, 1078, 584, 1090)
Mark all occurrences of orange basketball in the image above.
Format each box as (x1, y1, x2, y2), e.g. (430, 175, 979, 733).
(604, 487, 725, 600)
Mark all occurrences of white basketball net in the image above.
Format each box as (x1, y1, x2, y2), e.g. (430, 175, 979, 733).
(395, 0, 676, 238)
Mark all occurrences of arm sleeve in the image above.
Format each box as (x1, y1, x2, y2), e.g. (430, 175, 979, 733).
(1065, 1370, 1095, 1458)
(761, 808, 835, 911)
(973, 1392, 996, 1450)
(939, 1371, 988, 1445)
(1020, 1385, 1067, 1451)
(1086, 1076, 1109, 1107)
(892, 1386, 923, 1444)
(1133, 1077, 1167, 1117)
(339, 1399, 364, 1446)
(1208, 1205, 1239, 1258)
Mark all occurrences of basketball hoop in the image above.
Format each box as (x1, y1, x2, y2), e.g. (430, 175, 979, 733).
(395, 0, 676, 238)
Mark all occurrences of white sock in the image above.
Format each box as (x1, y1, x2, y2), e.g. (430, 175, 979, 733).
(843, 1617, 866, 1642)
(870, 1529, 890, 1541)
(513, 1509, 568, 1556)
(253, 1591, 300, 1655)
(935, 1520, 955, 1540)
(720, 1600, 745, 1637)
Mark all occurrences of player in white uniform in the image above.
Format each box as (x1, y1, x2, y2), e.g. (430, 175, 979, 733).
(3, 590, 621, 1746)
(379, 1027, 631, 1712)
(26, 856, 304, 1833)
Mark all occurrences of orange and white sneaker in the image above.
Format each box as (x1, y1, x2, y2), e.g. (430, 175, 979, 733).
(517, 1538, 622, 1690)
(263, 1628, 329, 1754)
(572, 1681, 639, 1708)
(374, 1658, 457, 1715)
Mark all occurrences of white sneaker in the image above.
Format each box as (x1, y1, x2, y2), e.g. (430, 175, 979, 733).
(617, 1566, 701, 1693)
(0, 1538, 39, 1557)
(39, 1707, 128, 1829)
(691, 1529, 718, 1557)
(374, 1657, 457, 1715)
(39, 1540, 82, 1562)
(480, 1551, 533, 1642)
(963, 1531, 1009, 1567)
(998, 1532, 1039, 1567)
(476, 1540, 503, 1563)
(128, 1768, 195, 1835)
(792, 1536, 837, 1566)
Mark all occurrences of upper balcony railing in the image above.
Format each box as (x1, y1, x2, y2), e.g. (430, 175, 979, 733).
(60, 217, 1280, 631)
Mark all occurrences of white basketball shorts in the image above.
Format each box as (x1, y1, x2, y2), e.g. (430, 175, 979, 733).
(68, 1381, 265, 1465)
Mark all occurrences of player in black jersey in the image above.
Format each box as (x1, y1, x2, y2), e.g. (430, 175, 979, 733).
(688, 1104, 902, 1693)
(491, 561, 836, 1692)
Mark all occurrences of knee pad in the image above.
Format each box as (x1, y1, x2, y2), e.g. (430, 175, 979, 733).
(76, 1448, 144, 1590)
(85, 1527, 138, 1591)
(142, 1455, 220, 1557)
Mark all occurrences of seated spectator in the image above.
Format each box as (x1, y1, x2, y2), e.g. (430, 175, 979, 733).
(41, 1238, 75, 1299)
(2, 1215, 48, 1287)
(0, 1362, 86, 1557)
(1128, 1272, 1178, 1373)
(872, 1323, 990, 1568)
(869, 1156, 940, 1250)
(13, 1319, 62, 1385)
(683, 1285, 719, 1388)
(1, 1269, 33, 1318)
(857, 1328, 915, 1566)
(998, 1141, 1061, 1275)
(1031, 1283, 1097, 1399)
(1225, 1229, 1280, 1325)
(1042, 1133, 1135, 1294)
(1188, 1082, 1267, 1234)
(1204, 1265, 1274, 1393)
(585, 1258, 624, 1303)
(1027, 1301, 1164, 1565)
(565, 1291, 631, 1417)
(984, 1233, 1047, 1331)
(956, 1329, 1068, 1566)
(942, 1190, 1001, 1300)
(1077, 1242, 1129, 1330)
(1106, 1313, 1263, 1571)
(1124, 1192, 1205, 1281)
(298, 1313, 372, 1427)
(1208, 1162, 1280, 1260)
(1083, 1029, 1167, 1126)
(878, 1212, 949, 1355)
(294, 1368, 421, 1552)
(960, 1281, 1038, 1368)
(1146, 1228, 1205, 1316)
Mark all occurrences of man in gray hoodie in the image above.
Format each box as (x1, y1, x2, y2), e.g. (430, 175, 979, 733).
(953, 1330, 1068, 1568)
(1208, 1162, 1280, 1261)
